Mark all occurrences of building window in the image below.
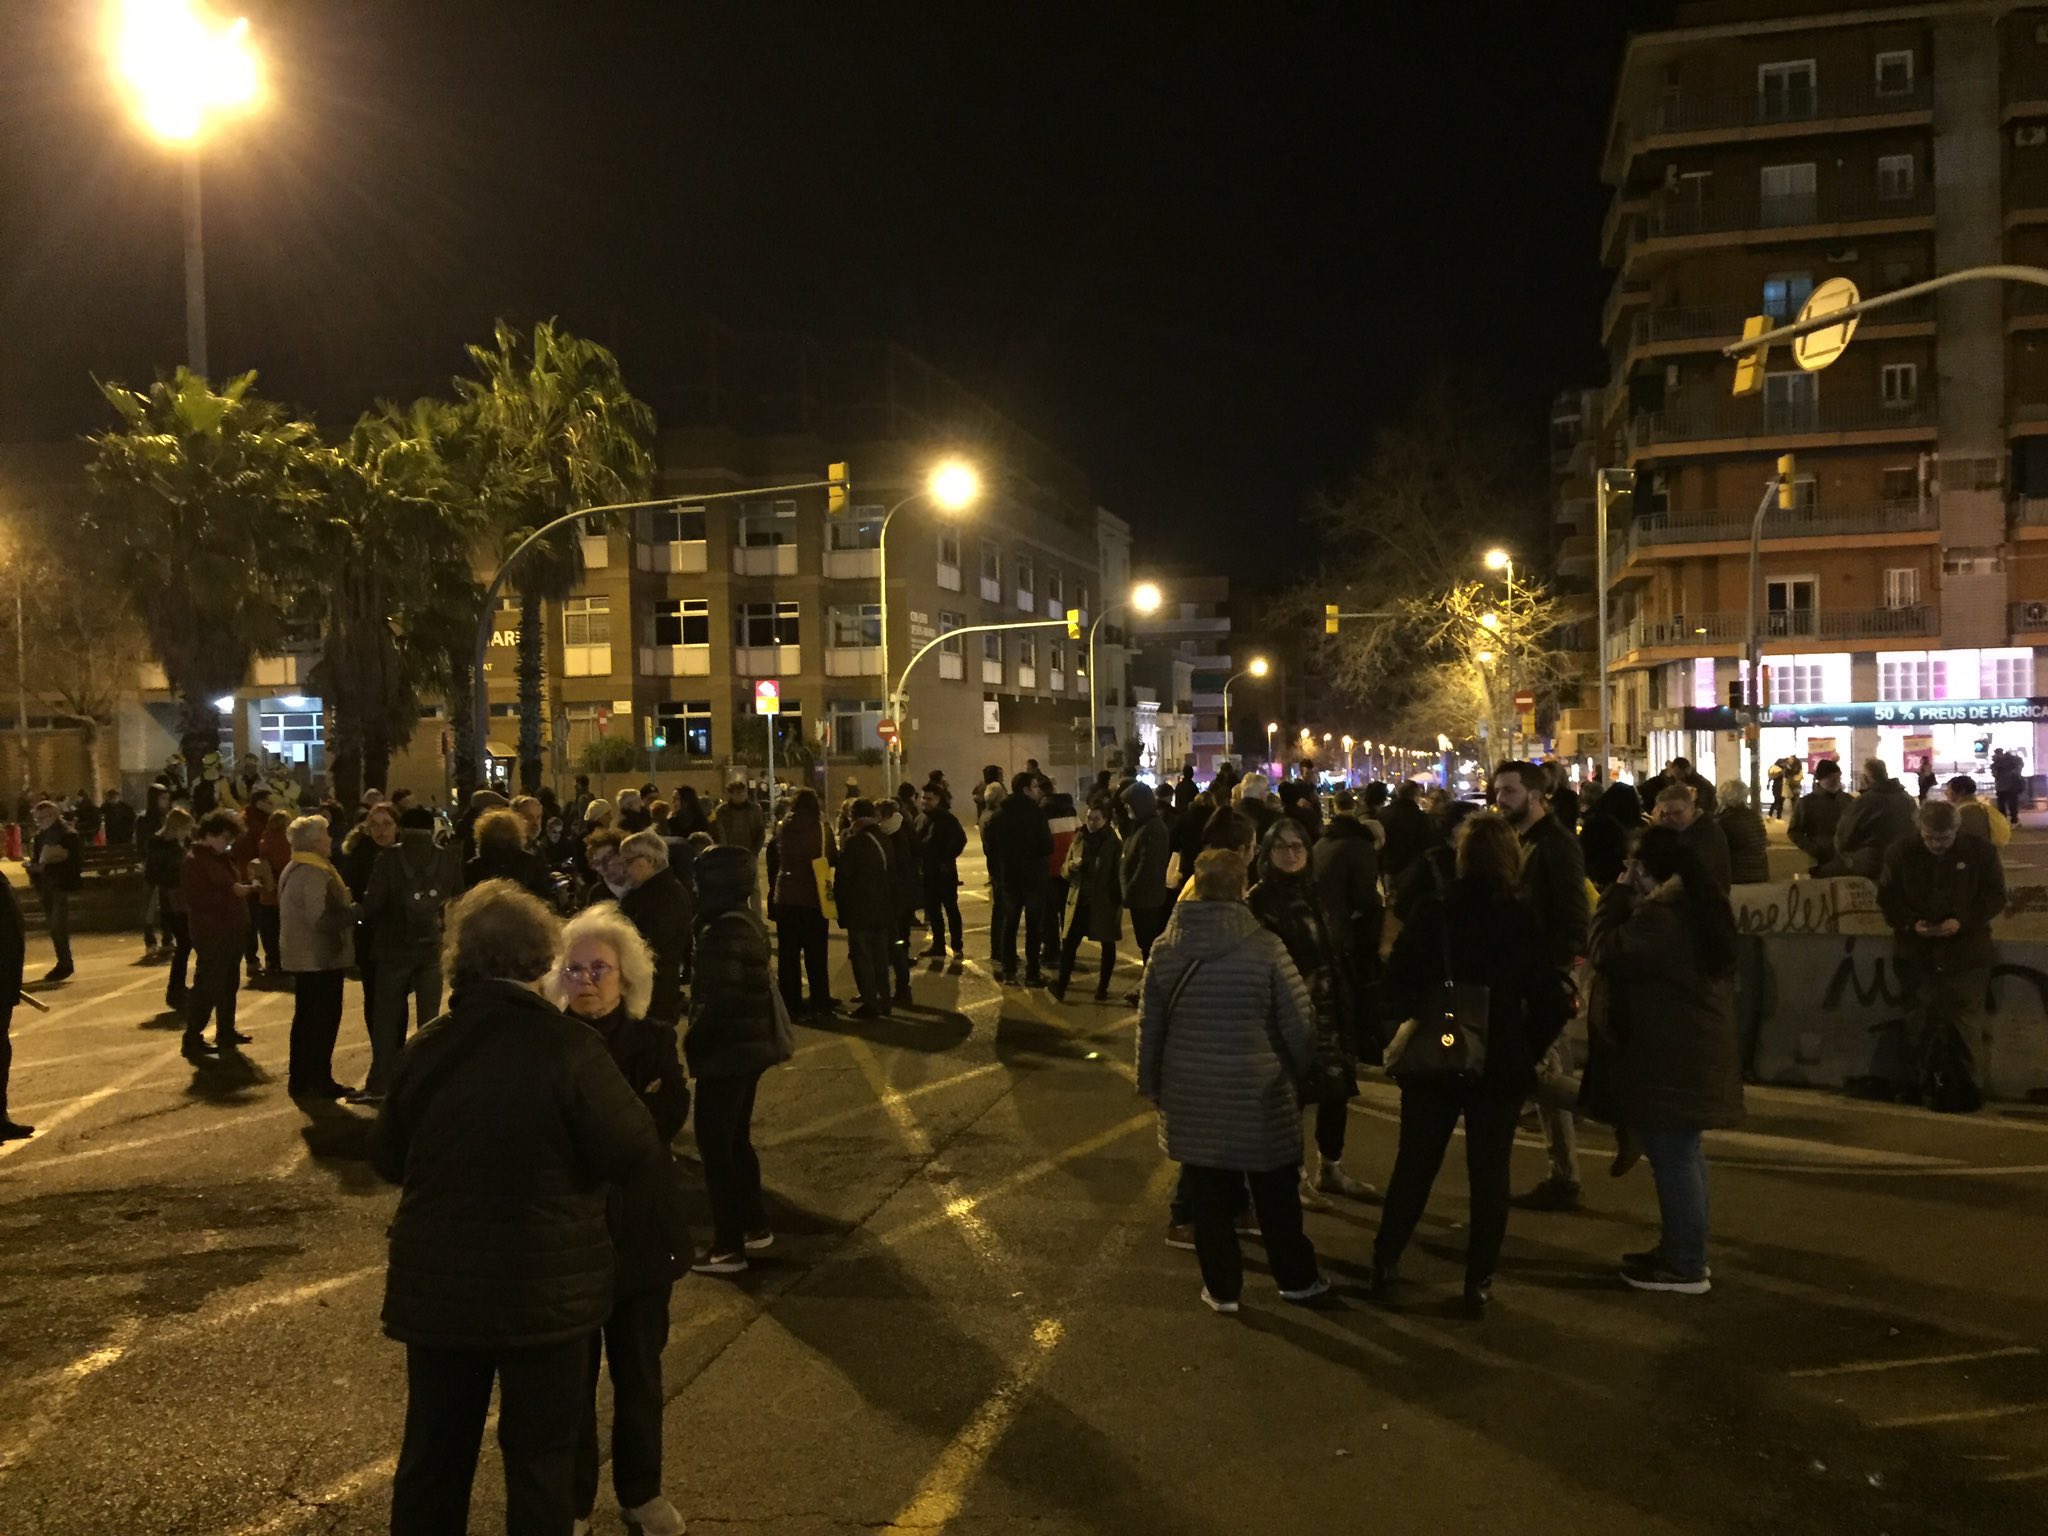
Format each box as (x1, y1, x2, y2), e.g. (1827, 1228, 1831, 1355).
(1759, 162, 1818, 225)
(982, 632, 1002, 662)
(1046, 569, 1063, 610)
(1761, 272, 1814, 320)
(736, 601, 800, 648)
(1764, 662, 1826, 705)
(1764, 371, 1818, 431)
(737, 499, 796, 547)
(938, 528, 961, 567)
(1881, 465, 1917, 504)
(653, 597, 710, 647)
(1881, 362, 1918, 406)
(1876, 153, 1915, 201)
(579, 533, 610, 569)
(829, 602, 882, 648)
(827, 509, 883, 551)
(1018, 636, 1037, 668)
(1877, 258, 1915, 292)
(656, 700, 714, 758)
(1075, 582, 1089, 619)
(562, 596, 612, 677)
(1880, 656, 1947, 701)
(1883, 567, 1920, 608)
(1984, 650, 2034, 697)
(827, 698, 884, 753)
(1756, 61, 1817, 122)
(1015, 555, 1035, 606)
(1764, 576, 1817, 637)
(980, 541, 1002, 602)
(938, 611, 964, 655)
(649, 506, 707, 544)
(1875, 49, 1914, 96)
(259, 707, 324, 766)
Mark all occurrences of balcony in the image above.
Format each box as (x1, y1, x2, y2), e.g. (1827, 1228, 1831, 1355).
(1624, 501, 1937, 552)
(1628, 394, 1937, 455)
(638, 644, 711, 678)
(637, 538, 708, 575)
(732, 543, 797, 577)
(823, 646, 880, 678)
(733, 643, 800, 675)
(823, 548, 880, 580)
(2014, 498, 2048, 531)
(1607, 605, 1935, 662)
(1626, 184, 1933, 258)
(1615, 76, 1932, 162)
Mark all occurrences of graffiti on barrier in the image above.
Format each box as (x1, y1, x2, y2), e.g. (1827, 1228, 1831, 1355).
(1732, 878, 1884, 937)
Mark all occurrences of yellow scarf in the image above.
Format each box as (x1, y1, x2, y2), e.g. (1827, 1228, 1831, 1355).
(288, 849, 350, 903)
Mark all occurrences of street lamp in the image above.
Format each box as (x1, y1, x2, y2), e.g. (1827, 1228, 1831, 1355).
(110, 0, 263, 379)
(1482, 548, 1518, 756)
(1341, 733, 1354, 784)
(1221, 655, 1269, 769)
(878, 457, 981, 778)
(1265, 721, 1278, 767)
(1087, 579, 1163, 775)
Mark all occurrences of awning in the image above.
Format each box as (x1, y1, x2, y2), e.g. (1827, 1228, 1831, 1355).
(486, 741, 517, 759)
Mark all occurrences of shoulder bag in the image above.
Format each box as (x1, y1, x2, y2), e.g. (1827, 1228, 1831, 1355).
(1381, 905, 1489, 1080)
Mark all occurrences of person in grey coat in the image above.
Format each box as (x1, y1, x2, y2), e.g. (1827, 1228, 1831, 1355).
(1137, 848, 1327, 1313)
(278, 814, 357, 1099)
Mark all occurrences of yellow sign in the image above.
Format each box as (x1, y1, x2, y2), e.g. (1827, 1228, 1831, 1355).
(754, 680, 781, 716)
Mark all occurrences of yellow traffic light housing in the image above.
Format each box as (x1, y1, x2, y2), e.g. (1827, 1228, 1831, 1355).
(827, 461, 849, 517)
(1776, 453, 1798, 511)
(1324, 604, 1340, 635)
(1731, 316, 1769, 398)
(1065, 608, 1081, 640)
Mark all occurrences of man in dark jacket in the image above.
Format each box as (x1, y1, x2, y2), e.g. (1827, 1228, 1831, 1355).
(1311, 789, 1385, 999)
(1641, 756, 1718, 815)
(1377, 781, 1431, 887)
(617, 830, 695, 1024)
(26, 799, 82, 985)
(1495, 761, 1591, 1213)
(0, 877, 27, 1139)
(1877, 800, 2007, 1110)
(917, 785, 968, 959)
(372, 882, 660, 1536)
(876, 800, 922, 1002)
(986, 772, 1054, 986)
(1819, 758, 1918, 879)
(1790, 759, 1847, 869)
(361, 827, 459, 1100)
(1119, 783, 1174, 967)
(835, 802, 896, 1017)
(1653, 784, 1733, 895)
(180, 809, 255, 1058)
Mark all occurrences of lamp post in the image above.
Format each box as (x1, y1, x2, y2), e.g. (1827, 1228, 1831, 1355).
(1088, 580, 1162, 776)
(1483, 547, 1518, 758)
(1341, 733, 1354, 785)
(111, 0, 263, 379)
(877, 458, 979, 782)
(1594, 467, 1636, 784)
(1265, 721, 1278, 770)
(1220, 655, 1269, 770)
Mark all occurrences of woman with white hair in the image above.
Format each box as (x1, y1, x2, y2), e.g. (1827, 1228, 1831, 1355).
(551, 905, 691, 1536)
(278, 813, 355, 1098)
(1715, 779, 1770, 885)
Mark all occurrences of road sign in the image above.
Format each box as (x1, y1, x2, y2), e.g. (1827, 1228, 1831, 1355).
(1793, 277, 1860, 372)
(1513, 689, 1534, 709)
(754, 680, 781, 716)
(877, 718, 899, 744)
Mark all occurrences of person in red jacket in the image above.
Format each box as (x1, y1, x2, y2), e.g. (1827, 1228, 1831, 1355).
(181, 809, 256, 1059)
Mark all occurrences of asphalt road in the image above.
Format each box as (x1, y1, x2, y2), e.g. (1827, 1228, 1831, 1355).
(4, 880, 2048, 1535)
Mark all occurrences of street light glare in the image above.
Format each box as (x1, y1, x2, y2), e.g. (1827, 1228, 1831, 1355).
(1130, 580, 1163, 615)
(927, 458, 980, 512)
(1483, 547, 1511, 571)
(1248, 656, 1269, 678)
(112, 0, 262, 145)
(1476, 649, 1497, 664)
(1479, 611, 1503, 632)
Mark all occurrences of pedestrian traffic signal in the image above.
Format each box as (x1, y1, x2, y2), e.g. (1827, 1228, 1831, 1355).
(652, 730, 667, 750)
(828, 461, 849, 517)
(1776, 453, 1798, 511)
(1325, 604, 1340, 635)
(1066, 607, 1081, 639)
(1731, 316, 1769, 397)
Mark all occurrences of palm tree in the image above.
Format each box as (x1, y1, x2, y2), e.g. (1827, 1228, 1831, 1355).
(456, 320, 653, 793)
(81, 369, 319, 775)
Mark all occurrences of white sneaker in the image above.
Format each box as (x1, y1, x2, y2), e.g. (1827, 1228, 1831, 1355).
(622, 1494, 687, 1535)
(1296, 1176, 1333, 1211)
(743, 1230, 775, 1252)
(1316, 1160, 1377, 1200)
(1279, 1275, 1332, 1304)
(1200, 1287, 1240, 1314)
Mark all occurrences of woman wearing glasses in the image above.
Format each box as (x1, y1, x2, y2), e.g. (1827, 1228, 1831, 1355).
(551, 905, 692, 1536)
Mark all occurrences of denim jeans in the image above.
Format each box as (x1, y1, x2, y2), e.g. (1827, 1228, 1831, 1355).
(1637, 1125, 1710, 1277)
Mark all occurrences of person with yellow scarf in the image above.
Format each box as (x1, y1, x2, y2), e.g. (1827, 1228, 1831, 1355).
(279, 814, 357, 1098)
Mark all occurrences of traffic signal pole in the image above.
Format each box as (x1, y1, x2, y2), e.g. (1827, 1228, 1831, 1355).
(1744, 463, 1795, 814)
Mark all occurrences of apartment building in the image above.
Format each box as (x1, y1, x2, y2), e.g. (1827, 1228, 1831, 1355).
(1128, 575, 1240, 778)
(1595, 0, 2048, 785)
(1548, 386, 1607, 765)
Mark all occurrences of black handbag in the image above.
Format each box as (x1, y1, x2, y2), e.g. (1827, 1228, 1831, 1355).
(1382, 907, 1489, 1080)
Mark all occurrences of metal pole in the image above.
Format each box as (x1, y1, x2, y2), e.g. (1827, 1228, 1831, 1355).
(1087, 601, 1130, 779)
(1596, 471, 1611, 783)
(183, 152, 207, 378)
(1744, 477, 1779, 814)
(14, 566, 26, 794)
(1723, 263, 2048, 358)
(765, 704, 776, 811)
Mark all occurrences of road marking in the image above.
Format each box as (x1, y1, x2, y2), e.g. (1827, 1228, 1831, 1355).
(1874, 1401, 2048, 1429)
(885, 1318, 1066, 1530)
(1744, 1081, 2048, 1136)
(1789, 1345, 2041, 1379)
(0, 1102, 304, 1174)
(222, 1451, 402, 1536)
(1986, 1465, 2048, 1483)
(1703, 1129, 1960, 1168)
(0, 1044, 190, 1161)
(0, 1316, 140, 1475)
(758, 1061, 1008, 1147)
(878, 1111, 1155, 1247)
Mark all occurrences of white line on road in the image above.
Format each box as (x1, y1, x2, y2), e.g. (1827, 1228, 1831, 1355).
(1874, 1400, 2048, 1429)
(0, 1102, 304, 1175)
(1986, 1465, 2048, 1483)
(0, 1044, 190, 1162)
(1789, 1345, 2042, 1378)
(758, 1061, 1009, 1147)
(0, 1316, 141, 1476)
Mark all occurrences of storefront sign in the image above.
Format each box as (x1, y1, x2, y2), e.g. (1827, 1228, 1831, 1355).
(1903, 732, 1934, 760)
(1685, 696, 2048, 730)
(1807, 736, 1837, 769)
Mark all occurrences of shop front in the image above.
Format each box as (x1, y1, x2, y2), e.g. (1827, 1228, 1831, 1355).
(1684, 696, 2048, 784)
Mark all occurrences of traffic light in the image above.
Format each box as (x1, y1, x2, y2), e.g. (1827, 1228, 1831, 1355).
(1776, 453, 1798, 511)
(1731, 315, 1769, 397)
(1065, 607, 1081, 640)
(652, 730, 667, 750)
(1325, 604, 1340, 635)
(827, 461, 849, 517)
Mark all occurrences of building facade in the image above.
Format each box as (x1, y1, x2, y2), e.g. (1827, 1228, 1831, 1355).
(1594, 0, 2048, 787)
(1129, 575, 1240, 778)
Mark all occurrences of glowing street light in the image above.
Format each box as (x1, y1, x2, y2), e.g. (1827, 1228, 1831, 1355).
(1476, 649, 1497, 665)
(927, 458, 981, 512)
(1088, 580, 1168, 771)
(1222, 656, 1270, 766)
(109, 0, 263, 378)
(1483, 547, 1512, 573)
(1265, 721, 1279, 766)
(1479, 611, 1503, 632)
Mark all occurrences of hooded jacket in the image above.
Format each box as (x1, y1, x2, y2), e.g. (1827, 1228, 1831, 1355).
(1136, 900, 1314, 1170)
(1118, 784, 1173, 911)
(620, 866, 694, 1024)
(686, 846, 787, 1078)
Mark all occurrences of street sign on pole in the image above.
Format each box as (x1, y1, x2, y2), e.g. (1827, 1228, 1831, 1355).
(877, 718, 899, 745)
(754, 680, 781, 716)
(1793, 277, 1860, 371)
(1513, 689, 1534, 709)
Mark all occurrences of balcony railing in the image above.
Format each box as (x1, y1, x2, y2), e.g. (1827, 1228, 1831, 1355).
(1626, 76, 1932, 148)
(1634, 183, 1933, 244)
(1631, 394, 1937, 450)
(1626, 501, 1935, 549)
(1608, 604, 1934, 660)
(1626, 294, 1934, 355)
(2014, 498, 2048, 529)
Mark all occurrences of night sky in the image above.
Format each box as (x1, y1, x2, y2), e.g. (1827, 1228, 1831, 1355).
(0, 2, 1662, 576)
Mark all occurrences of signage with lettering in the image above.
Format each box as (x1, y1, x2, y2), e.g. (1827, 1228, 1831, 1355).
(1685, 696, 2048, 731)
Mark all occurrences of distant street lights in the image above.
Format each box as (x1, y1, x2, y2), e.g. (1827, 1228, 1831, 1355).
(110, 0, 263, 378)
(1482, 547, 1519, 757)
(877, 458, 980, 778)
(1088, 580, 1162, 774)
(1221, 655, 1268, 768)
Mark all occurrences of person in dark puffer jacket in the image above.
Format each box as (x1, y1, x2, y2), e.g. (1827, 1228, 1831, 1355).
(372, 879, 660, 1536)
(615, 830, 695, 1024)
(685, 846, 792, 1275)
(549, 904, 692, 1536)
(1138, 849, 1326, 1314)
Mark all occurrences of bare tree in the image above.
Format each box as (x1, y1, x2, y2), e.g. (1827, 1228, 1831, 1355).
(0, 556, 152, 798)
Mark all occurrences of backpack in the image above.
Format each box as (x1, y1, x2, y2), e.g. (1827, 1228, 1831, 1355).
(393, 839, 455, 946)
